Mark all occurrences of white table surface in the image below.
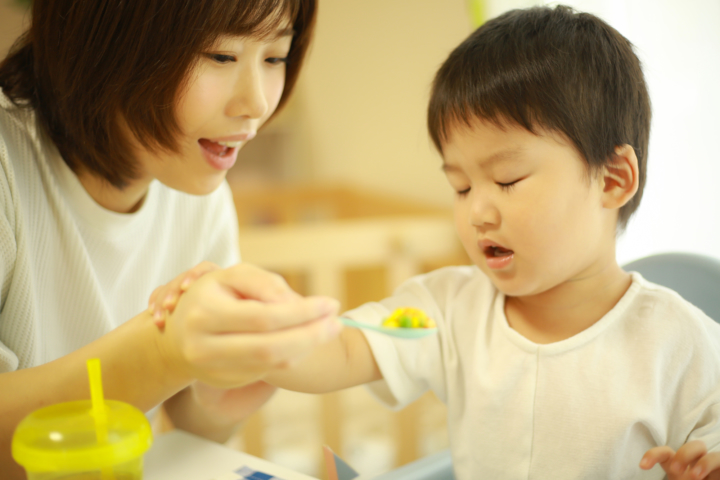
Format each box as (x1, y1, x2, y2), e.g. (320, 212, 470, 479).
(144, 430, 319, 480)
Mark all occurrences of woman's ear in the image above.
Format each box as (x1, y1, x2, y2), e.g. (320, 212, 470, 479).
(601, 144, 639, 209)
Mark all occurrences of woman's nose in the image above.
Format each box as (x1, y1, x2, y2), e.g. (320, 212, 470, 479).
(226, 64, 269, 120)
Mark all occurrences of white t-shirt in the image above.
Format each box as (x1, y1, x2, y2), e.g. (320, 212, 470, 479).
(0, 92, 240, 372)
(346, 266, 720, 479)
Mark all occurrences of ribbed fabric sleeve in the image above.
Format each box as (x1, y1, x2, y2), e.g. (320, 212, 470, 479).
(0, 91, 240, 372)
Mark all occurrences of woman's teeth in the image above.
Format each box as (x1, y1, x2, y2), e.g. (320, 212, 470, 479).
(216, 140, 241, 148)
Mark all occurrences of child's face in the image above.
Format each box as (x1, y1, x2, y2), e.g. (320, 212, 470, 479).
(136, 30, 292, 194)
(442, 119, 617, 298)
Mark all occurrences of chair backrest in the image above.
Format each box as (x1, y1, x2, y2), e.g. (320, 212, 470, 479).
(623, 252, 720, 323)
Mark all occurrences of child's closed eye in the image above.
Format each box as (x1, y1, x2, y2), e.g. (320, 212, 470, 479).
(497, 177, 526, 191)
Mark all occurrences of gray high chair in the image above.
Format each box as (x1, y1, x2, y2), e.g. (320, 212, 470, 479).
(623, 252, 720, 323)
(372, 252, 720, 479)
(372, 449, 454, 480)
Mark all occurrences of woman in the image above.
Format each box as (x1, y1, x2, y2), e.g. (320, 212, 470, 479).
(0, 0, 340, 477)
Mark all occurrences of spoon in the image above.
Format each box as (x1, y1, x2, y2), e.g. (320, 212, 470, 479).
(340, 317, 438, 339)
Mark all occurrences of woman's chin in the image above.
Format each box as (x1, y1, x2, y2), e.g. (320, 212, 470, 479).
(162, 173, 228, 196)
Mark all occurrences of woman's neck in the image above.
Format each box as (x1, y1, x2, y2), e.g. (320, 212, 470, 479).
(76, 169, 151, 214)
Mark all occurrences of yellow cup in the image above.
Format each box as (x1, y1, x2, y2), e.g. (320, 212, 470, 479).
(11, 398, 153, 480)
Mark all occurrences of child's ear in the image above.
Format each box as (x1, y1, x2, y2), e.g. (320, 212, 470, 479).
(601, 144, 639, 209)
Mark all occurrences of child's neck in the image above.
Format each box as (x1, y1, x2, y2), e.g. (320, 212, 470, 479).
(504, 261, 632, 345)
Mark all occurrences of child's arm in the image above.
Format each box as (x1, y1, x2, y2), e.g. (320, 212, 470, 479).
(150, 265, 382, 404)
(641, 441, 720, 479)
(264, 326, 382, 393)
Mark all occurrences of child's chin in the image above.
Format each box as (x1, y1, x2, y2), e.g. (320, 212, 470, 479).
(485, 275, 541, 298)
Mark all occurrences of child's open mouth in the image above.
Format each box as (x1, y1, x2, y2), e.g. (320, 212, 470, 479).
(483, 245, 514, 270)
(198, 138, 240, 171)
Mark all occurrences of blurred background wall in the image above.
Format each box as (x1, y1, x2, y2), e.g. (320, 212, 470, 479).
(320, 0, 719, 266)
(3, 0, 718, 264)
(229, 0, 720, 266)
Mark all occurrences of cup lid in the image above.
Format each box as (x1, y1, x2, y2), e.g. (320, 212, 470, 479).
(12, 400, 153, 472)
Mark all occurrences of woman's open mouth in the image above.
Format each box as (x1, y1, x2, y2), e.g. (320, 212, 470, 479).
(198, 138, 241, 171)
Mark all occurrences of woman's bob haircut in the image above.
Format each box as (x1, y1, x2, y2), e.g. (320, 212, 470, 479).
(0, 0, 316, 188)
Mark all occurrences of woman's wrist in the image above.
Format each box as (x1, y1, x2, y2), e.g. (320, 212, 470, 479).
(144, 310, 195, 395)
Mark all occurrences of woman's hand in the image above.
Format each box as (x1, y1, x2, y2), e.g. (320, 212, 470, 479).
(190, 380, 277, 424)
(156, 262, 342, 389)
(162, 380, 278, 443)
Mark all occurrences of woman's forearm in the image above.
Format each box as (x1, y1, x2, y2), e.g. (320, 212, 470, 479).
(162, 381, 277, 444)
(0, 311, 192, 479)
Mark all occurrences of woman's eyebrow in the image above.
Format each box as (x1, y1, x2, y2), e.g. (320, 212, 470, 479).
(272, 27, 295, 39)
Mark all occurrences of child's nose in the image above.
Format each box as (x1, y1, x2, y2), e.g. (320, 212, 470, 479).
(468, 192, 500, 228)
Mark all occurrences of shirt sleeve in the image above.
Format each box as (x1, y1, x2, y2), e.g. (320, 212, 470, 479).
(343, 273, 450, 410)
(0, 129, 20, 371)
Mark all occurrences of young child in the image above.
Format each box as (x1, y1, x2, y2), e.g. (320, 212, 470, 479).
(154, 5, 720, 479)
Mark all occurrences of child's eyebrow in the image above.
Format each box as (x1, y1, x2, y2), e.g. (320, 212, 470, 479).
(441, 147, 524, 173)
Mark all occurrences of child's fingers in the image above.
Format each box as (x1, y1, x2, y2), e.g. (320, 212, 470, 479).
(185, 294, 340, 334)
(199, 314, 342, 371)
(218, 263, 303, 303)
(670, 441, 708, 478)
(179, 261, 222, 292)
(148, 285, 164, 312)
(686, 449, 720, 479)
(641, 446, 675, 470)
(149, 262, 221, 318)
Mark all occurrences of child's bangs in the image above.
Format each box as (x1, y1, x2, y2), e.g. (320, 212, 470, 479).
(214, 0, 299, 41)
(428, 50, 551, 152)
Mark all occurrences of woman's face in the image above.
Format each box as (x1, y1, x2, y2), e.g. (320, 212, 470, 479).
(138, 30, 292, 195)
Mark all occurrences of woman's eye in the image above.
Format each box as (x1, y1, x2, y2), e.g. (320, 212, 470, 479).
(265, 57, 289, 65)
(207, 53, 236, 64)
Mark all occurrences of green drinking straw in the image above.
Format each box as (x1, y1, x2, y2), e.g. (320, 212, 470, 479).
(87, 358, 115, 480)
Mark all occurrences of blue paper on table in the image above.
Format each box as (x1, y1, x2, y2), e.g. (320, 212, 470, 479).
(234, 465, 287, 480)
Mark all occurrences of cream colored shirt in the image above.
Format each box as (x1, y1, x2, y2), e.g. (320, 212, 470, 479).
(347, 266, 720, 480)
(0, 92, 240, 372)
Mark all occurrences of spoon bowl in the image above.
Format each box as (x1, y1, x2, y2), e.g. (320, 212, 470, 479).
(340, 317, 438, 339)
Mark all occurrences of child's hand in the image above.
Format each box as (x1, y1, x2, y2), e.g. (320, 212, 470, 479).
(148, 261, 221, 327)
(641, 441, 720, 479)
(158, 262, 342, 389)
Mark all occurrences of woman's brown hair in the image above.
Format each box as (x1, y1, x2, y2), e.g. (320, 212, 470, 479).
(428, 5, 651, 230)
(0, 0, 316, 188)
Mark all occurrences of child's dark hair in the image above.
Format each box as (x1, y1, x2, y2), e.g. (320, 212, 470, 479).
(0, 0, 315, 189)
(428, 5, 651, 229)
